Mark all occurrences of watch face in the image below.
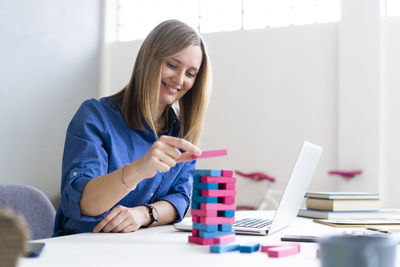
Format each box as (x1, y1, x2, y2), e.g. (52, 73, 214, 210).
(151, 206, 159, 222)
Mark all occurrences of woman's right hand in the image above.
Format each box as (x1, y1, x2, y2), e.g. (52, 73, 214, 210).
(132, 135, 201, 180)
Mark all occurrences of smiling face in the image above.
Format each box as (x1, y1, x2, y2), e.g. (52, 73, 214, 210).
(159, 45, 203, 110)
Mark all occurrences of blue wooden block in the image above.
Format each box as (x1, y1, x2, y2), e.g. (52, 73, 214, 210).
(193, 176, 202, 183)
(239, 242, 260, 253)
(193, 183, 219, 190)
(210, 243, 240, 253)
(218, 224, 233, 232)
(217, 210, 235, 217)
(194, 169, 221, 177)
(192, 223, 218, 232)
(199, 230, 235, 238)
(192, 196, 218, 203)
(192, 189, 202, 197)
(191, 201, 200, 209)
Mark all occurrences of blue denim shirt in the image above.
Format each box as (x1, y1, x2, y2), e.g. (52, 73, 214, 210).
(53, 97, 196, 236)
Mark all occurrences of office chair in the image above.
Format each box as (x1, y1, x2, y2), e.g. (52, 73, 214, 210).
(0, 184, 56, 240)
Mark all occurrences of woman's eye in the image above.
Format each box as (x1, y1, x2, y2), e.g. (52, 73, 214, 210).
(186, 72, 196, 78)
(167, 63, 177, 69)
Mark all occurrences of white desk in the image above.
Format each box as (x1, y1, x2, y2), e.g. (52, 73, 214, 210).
(18, 211, 400, 267)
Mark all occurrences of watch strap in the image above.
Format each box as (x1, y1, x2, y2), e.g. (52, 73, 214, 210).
(143, 204, 158, 227)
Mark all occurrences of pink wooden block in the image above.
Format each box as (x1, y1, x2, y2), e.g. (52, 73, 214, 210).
(192, 149, 228, 159)
(267, 246, 300, 258)
(201, 203, 236, 211)
(221, 170, 234, 177)
(261, 244, 281, 253)
(199, 216, 235, 225)
(191, 209, 218, 217)
(289, 243, 301, 253)
(192, 215, 200, 223)
(188, 236, 214, 245)
(214, 234, 236, 244)
(192, 229, 199, 237)
(220, 196, 235, 204)
(219, 196, 235, 204)
(220, 183, 236, 190)
(202, 176, 237, 184)
(261, 243, 301, 253)
(202, 189, 237, 197)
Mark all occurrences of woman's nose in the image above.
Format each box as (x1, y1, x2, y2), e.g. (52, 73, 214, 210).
(172, 71, 185, 86)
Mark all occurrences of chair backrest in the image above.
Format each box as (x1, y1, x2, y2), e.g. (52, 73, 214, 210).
(0, 184, 56, 240)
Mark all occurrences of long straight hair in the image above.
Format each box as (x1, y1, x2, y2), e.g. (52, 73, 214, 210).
(111, 20, 212, 145)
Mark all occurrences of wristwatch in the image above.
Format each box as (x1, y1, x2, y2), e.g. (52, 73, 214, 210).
(143, 204, 159, 227)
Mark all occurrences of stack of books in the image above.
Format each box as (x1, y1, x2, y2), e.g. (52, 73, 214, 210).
(297, 192, 394, 220)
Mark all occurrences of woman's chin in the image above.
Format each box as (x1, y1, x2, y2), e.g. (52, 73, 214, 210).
(160, 95, 176, 107)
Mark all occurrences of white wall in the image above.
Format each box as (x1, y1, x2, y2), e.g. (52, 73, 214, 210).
(101, 12, 400, 209)
(382, 17, 400, 208)
(0, 0, 101, 205)
(101, 24, 339, 207)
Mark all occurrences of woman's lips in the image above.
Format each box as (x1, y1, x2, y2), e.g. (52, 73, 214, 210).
(162, 82, 180, 94)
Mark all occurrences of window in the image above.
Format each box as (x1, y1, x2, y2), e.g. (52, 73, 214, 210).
(116, 0, 341, 41)
(387, 0, 400, 17)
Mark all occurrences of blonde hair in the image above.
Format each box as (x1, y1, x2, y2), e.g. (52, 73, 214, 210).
(112, 20, 212, 145)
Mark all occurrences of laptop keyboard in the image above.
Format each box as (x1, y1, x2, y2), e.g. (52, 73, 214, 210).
(234, 218, 272, 228)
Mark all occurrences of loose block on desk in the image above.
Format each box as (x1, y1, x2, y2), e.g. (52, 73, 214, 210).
(214, 234, 235, 244)
(201, 203, 236, 211)
(221, 170, 234, 177)
(202, 176, 237, 184)
(192, 196, 218, 203)
(239, 242, 260, 253)
(199, 216, 235, 225)
(261, 243, 301, 253)
(267, 246, 300, 258)
(261, 244, 280, 253)
(193, 149, 228, 159)
(202, 189, 237, 197)
(199, 230, 235, 238)
(194, 170, 221, 177)
(193, 182, 219, 190)
(210, 243, 240, 253)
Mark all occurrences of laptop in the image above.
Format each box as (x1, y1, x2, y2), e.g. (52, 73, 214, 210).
(174, 141, 323, 235)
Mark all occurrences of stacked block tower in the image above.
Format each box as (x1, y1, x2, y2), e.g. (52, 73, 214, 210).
(188, 169, 237, 245)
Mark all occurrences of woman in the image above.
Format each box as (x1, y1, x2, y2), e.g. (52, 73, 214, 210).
(54, 20, 212, 236)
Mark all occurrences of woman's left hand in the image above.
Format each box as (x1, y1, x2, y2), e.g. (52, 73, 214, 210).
(93, 205, 149, 233)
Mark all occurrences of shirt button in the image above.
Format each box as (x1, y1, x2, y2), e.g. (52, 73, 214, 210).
(72, 171, 78, 177)
(150, 193, 154, 197)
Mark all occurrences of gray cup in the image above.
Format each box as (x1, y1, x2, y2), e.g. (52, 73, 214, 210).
(318, 234, 397, 267)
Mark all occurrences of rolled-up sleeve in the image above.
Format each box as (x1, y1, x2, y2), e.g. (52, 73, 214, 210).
(59, 100, 109, 223)
(161, 160, 196, 222)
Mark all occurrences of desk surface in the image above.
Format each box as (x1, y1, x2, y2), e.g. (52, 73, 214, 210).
(18, 211, 400, 267)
